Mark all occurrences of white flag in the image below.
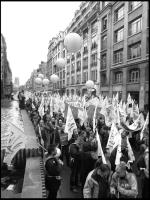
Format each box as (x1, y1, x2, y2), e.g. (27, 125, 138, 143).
(64, 106, 77, 141)
(96, 129, 106, 164)
(106, 123, 120, 154)
(3, 122, 26, 165)
(127, 136, 135, 162)
(115, 134, 122, 165)
(140, 112, 149, 140)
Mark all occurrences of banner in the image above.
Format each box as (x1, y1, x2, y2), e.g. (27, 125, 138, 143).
(64, 106, 77, 141)
(3, 122, 26, 165)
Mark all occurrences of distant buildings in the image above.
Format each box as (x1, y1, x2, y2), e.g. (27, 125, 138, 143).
(1, 33, 13, 98)
(14, 77, 20, 88)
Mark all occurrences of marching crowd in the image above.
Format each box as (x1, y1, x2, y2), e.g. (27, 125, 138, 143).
(18, 90, 149, 199)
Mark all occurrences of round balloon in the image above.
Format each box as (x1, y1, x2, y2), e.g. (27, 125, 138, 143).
(55, 58, 66, 68)
(43, 78, 49, 85)
(86, 80, 94, 89)
(38, 73, 44, 79)
(64, 32, 82, 53)
(35, 77, 42, 84)
(50, 74, 59, 83)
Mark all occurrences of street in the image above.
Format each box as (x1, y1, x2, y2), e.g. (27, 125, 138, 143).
(1, 98, 82, 198)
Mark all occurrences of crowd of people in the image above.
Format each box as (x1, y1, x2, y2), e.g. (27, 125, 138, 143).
(18, 90, 149, 199)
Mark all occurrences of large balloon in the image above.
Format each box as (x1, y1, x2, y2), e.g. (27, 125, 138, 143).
(43, 78, 49, 85)
(50, 74, 59, 83)
(86, 80, 94, 89)
(55, 58, 66, 68)
(64, 33, 82, 53)
(38, 73, 44, 79)
(35, 77, 42, 84)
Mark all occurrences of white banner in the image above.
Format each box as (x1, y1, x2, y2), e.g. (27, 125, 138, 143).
(3, 122, 26, 165)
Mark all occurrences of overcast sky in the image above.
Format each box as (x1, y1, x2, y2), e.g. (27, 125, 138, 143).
(1, 1, 81, 85)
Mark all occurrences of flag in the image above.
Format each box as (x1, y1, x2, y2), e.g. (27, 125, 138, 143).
(64, 106, 77, 141)
(93, 104, 98, 133)
(3, 122, 26, 165)
(127, 136, 135, 162)
(96, 129, 106, 164)
(140, 112, 149, 140)
(115, 134, 122, 165)
(106, 123, 120, 153)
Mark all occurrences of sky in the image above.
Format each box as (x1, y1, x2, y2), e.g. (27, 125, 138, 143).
(1, 1, 81, 85)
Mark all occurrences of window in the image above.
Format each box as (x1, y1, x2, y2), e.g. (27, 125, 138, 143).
(67, 59, 70, 64)
(113, 49, 123, 64)
(91, 70, 97, 82)
(91, 20, 98, 35)
(63, 50, 65, 58)
(60, 72, 62, 79)
(83, 45, 88, 54)
(77, 61, 81, 72)
(128, 17, 142, 36)
(129, 2, 142, 12)
(71, 54, 75, 61)
(114, 6, 124, 22)
(102, 16, 107, 31)
(114, 71, 123, 83)
(63, 71, 65, 78)
(91, 36, 97, 50)
(71, 63, 75, 73)
(145, 65, 149, 81)
(83, 28, 88, 40)
(71, 76, 75, 85)
(114, 28, 124, 43)
(83, 57, 88, 69)
(101, 72, 107, 86)
(146, 35, 149, 54)
(102, 2, 109, 9)
(129, 69, 140, 83)
(91, 53, 97, 67)
(101, 53, 107, 69)
(67, 77, 70, 85)
(83, 71, 88, 83)
(128, 42, 141, 59)
(101, 35, 107, 50)
(76, 74, 81, 84)
(76, 51, 81, 58)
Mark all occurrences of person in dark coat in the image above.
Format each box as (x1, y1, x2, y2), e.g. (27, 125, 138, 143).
(69, 130, 80, 192)
(80, 142, 98, 190)
(45, 145, 63, 198)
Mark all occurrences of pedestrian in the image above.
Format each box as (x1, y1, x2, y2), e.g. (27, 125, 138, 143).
(136, 144, 149, 198)
(69, 129, 80, 192)
(45, 145, 63, 198)
(83, 159, 110, 198)
(110, 161, 138, 198)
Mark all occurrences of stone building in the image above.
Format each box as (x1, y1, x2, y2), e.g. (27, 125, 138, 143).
(1, 33, 13, 98)
(47, 1, 149, 110)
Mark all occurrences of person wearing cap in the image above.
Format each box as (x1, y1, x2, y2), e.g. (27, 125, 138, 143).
(83, 159, 110, 198)
(45, 145, 63, 198)
(110, 161, 138, 198)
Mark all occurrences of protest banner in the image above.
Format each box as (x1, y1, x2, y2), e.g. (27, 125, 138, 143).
(3, 122, 26, 165)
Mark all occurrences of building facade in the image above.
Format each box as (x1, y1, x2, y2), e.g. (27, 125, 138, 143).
(1, 34, 13, 98)
(47, 1, 149, 110)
